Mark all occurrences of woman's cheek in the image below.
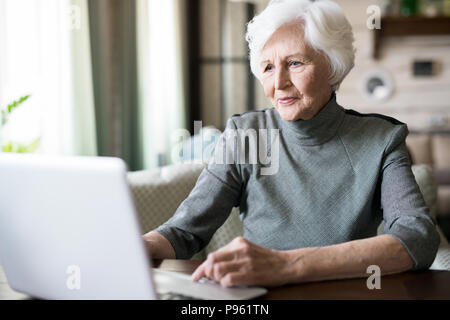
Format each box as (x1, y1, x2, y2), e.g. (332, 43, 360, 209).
(261, 79, 274, 100)
(294, 72, 318, 96)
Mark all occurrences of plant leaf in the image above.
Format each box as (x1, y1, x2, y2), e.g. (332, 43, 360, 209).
(6, 94, 31, 115)
(1, 137, 41, 154)
(2, 142, 13, 153)
(21, 137, 41, 153)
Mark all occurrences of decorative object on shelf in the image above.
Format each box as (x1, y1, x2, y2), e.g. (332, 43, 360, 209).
(373, 16, 450, 59)
(413, 60, 435, 76)
(401, 0, 418, 16)
(360, 69, 394, 102)
(0, 95, 41, 153)
(419, 0, 443, 17)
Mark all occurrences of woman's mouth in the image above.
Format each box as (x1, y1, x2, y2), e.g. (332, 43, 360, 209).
(278, 97, 298, 105)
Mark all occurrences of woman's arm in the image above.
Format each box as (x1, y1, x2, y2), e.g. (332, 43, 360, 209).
(145, 118, 243, 260)
(191, 234, 413, 287)
(379, 125, 440, 270)
(143, 231, 176, 259)
(283, 234, 413, 283)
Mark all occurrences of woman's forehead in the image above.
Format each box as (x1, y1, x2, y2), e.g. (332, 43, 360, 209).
(260, 38, 311, 63)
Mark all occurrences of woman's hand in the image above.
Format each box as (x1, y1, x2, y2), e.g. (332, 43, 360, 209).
(191, 237, 296, 287)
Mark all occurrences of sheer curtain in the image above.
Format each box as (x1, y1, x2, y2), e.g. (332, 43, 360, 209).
(136, 0, 188, 168)
(0, 0, 97, 155)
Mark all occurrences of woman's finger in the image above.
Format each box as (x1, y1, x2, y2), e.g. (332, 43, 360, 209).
(191, 261, 207, 281)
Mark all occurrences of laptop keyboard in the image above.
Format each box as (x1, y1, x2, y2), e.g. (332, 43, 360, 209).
(159, 291, 200, 300)
(152, 268, 267, 300)
(158, 277, 218, 300)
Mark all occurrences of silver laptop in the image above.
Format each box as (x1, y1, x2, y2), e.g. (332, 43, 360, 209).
(0, 153, 267, 300)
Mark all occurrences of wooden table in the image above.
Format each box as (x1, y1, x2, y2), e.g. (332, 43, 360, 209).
(153, 260, 450, 300)
(2, 260, 450, 300)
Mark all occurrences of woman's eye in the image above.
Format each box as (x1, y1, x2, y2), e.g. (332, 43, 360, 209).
(289, 61, 303, 67)
(264, 65, 274, 72)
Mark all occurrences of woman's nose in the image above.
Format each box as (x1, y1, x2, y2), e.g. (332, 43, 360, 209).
(274, 67, 291, 90)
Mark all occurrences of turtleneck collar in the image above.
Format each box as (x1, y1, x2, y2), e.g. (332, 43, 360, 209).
(275, 92, 345, 146)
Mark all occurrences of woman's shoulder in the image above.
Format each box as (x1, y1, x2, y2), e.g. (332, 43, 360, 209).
(343, 108, 404, 127)
(340, 108, 408, 149)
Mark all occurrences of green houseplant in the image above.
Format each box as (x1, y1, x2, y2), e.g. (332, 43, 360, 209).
(0, 95, 41, 153)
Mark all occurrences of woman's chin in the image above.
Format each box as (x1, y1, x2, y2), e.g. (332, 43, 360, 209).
(277, 107, 303, 122)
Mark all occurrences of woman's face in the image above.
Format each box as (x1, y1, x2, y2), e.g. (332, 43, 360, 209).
(260, 21, 333, 121)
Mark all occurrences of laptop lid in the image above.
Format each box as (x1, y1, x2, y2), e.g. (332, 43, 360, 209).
(0, 154, 157, 299)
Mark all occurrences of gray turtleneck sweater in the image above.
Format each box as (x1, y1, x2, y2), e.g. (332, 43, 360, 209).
(155, 94, 440, 270)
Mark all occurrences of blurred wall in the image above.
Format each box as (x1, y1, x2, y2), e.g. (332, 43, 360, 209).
(335, 0, 450, 131)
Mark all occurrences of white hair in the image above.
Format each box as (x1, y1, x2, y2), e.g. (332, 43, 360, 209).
(246, 0, 355, 91)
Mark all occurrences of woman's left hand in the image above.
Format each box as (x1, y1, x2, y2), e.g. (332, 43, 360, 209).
(191, 236, 295, 287)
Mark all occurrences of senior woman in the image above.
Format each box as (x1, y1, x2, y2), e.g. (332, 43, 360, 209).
(143, 0, 440, 287)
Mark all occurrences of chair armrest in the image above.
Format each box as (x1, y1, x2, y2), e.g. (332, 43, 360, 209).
(411, 165, 450, 270)
(412, 165, 438, 218)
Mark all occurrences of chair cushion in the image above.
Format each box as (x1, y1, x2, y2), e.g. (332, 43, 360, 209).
(412, 165, 437, 218)
(127, 162, 206, 233)
(430, 247, 450, 270)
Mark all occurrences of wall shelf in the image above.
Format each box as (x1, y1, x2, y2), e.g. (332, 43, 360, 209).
(373, 16, 450, 59)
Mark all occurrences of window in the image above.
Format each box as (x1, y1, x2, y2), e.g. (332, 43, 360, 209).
(0, 0, 95, 155)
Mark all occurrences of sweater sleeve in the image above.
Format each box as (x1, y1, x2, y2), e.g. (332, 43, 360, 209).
(154, 118, 243, 259)
(380, 124, 440, 270)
